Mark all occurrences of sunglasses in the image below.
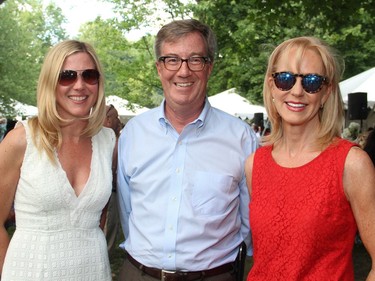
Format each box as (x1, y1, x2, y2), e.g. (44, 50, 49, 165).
(58, 69, 100, 86)
(272, 72, 328, 94)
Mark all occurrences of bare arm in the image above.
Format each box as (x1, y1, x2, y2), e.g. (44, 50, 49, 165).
(99, 203, 108, 230)
(100, 136, 118, 231)
(0, 126, 26, 273)
(245, 153, 255, 196)
(344, 147, 375, 281)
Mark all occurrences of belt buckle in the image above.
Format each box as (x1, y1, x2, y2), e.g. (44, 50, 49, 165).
(161, 269, 177, 281)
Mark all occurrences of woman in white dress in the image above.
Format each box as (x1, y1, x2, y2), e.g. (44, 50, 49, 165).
(0, 40, 115, 280)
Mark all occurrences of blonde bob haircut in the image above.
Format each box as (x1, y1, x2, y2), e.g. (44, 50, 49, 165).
(263, 36, 345, 148)
(28, 40, 106, 163)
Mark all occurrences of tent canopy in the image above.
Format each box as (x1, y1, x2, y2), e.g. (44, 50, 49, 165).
(208, 88, 267, 120)
(13, 100, 38, 117)
(0, 99, 38, 118)
(106, 95, 149, 117)
(339, 67, 375, 107)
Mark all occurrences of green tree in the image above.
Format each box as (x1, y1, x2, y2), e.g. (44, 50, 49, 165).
(94, 0, 373, 106)
(0, 0, 66, 117)
(79, 18, 162, 108)
(192, 0, 375, 103)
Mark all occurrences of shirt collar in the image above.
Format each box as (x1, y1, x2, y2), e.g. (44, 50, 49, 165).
(158, 98, 211, 135)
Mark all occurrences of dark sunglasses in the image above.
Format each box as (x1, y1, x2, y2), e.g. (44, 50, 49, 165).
(58, 69, 100, 86)
(272, 72, 328, 94)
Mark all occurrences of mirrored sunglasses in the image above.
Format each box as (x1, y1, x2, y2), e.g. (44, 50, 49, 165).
(272, 72, 328, 94)
(58, 69, 100, 86)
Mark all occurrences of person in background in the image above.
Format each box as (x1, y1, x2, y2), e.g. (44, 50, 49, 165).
(117, 19, 258, 281)
(0, 40, 115, 280)
(245, 36, 375, 281)
(103, 104, 122, 259)
(363, 128, 375, 166)
(251, 123, 261, 142)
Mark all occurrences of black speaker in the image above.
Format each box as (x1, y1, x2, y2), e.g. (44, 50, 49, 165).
(348, 92, 367, 120)
(253, 112, 264, 128)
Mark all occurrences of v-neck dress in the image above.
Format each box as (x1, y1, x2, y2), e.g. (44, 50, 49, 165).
(2, 121, 115, 281)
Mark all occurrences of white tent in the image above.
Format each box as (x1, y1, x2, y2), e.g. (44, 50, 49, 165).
(0, 99, 37, 120)
(339, 67, 375, 107)
(208, 88, 267, 120)
(106, 95, 149, 118)
(13, 100, 38, 117)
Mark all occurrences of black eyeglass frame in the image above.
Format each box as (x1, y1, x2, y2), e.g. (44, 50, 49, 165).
(58, 69, 100, 86)
(158, 56, 211, 72)
(272, 72, 329, 94)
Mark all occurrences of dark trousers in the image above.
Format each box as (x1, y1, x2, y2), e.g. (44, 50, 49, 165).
(117, 258, 236, 281)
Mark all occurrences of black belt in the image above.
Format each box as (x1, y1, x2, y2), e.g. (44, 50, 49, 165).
(127, 253, 234, 281)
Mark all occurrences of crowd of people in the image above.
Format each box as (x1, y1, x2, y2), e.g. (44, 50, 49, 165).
(0, 18, 374, 281)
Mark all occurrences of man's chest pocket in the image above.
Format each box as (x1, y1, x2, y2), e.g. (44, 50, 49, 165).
(190, 171, 237, 216)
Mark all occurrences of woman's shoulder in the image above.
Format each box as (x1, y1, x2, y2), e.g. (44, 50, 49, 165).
(345, 144, 373, 169)
(100, 126, 115, 136)
(4, 122, 27, 145)
(343, 139, 375, 203)
(97, 126, 116, 146)
(0, 123, 27, 161)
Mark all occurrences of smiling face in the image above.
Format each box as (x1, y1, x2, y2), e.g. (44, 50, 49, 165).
(56, 52, 99, 120)
(268, 48, 331, 128)
(156, 32, 213, 117)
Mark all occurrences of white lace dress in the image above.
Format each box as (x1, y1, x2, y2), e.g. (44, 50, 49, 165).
(2, 121, 115, 281)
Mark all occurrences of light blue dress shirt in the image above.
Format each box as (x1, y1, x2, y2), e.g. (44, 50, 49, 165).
(117, 99, 258, 271)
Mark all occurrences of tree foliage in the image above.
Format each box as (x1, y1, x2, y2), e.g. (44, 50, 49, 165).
(101, 0, 374, 105)
(79, 18, 162, 108)
(1, 0, 373, 117)
(192, 0, 375, 104)
(0, 0, 66, 117)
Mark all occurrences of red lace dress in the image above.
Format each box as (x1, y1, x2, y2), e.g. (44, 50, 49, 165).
(248, 138, 358, 281)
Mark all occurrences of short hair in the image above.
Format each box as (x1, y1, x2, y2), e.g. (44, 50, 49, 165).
(263, 36, 345, 147)
(154, 19, 217, 62)
(29, 40, 106, 163)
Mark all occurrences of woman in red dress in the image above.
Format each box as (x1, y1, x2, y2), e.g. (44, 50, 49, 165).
(246, 36, 375, 281)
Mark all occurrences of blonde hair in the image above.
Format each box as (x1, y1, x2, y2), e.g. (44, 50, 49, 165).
(28, 40, 106, 163)
(263, 36, 344, 147)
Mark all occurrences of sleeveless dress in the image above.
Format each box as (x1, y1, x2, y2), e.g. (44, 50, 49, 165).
(248, 138, 358, 281)
(2, 121, 115, 281)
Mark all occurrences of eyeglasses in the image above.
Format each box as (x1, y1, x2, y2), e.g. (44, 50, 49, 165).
(58, 69, 100, 86)
(158, 56, 211, 72)
(272, 72, 328, 94)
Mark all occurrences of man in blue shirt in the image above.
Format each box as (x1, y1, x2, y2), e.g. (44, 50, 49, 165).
(117, 19, 258, 281)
